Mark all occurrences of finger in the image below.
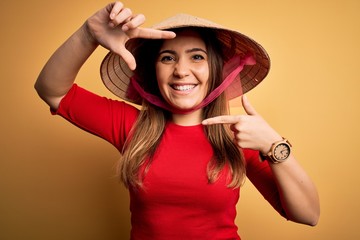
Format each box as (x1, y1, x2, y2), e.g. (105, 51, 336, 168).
(121, 14, 145, 31)
(109, 2, 125, 20)
(109, 7, 133, 28)
(242, 95, 257, 116)
(134, 28, 176, 40)
(202, 115, 240, 125)
(114, 45, 137, 70)
(229, 123, 238, 133)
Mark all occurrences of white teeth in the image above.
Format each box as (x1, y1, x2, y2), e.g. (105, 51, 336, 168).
(173, 85, 195, 91)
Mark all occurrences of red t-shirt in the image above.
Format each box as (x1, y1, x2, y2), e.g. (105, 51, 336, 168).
(55, 84, 286, 239)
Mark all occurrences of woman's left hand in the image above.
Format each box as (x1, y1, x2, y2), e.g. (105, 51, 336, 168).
(204, 96, 320, 226)
(202, 95, 282, 154)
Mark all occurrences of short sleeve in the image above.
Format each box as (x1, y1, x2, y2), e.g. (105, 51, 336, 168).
(53, 84, 139, 151)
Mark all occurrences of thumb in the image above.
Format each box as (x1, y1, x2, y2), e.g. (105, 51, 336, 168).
(115, 45, 137, 70)
(242, 95, 257, 115)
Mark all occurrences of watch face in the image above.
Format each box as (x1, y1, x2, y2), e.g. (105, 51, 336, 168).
(273, 143, 291, 161)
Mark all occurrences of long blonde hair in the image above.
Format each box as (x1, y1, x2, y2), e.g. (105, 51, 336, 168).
(118, 27, 246, 188)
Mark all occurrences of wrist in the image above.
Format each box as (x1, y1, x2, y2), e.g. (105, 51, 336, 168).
(259, 138, 292, 164)
(260, 136, 283, 155)
(81, 22, 99, 47)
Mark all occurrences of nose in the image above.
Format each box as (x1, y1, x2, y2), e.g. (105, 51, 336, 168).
(173, 58, 190, 78)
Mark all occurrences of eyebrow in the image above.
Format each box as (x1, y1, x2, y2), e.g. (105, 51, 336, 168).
(158, 48, 208, 55)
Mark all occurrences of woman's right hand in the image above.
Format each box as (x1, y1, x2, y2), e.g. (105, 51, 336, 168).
(35, 2, 174, 110)
(85, 1, 175, 70)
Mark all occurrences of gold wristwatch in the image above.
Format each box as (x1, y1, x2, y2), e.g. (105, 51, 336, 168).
(260, 138, 292, 163)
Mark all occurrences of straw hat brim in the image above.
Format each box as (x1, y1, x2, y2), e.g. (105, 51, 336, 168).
(100, 13, 270, 104)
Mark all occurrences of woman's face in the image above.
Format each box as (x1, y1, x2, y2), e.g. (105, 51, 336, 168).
(155, 30, 209, 111)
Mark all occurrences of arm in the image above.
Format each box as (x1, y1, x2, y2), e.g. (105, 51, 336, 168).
(203, 95, 320, 226)
(34, 24, 97, 110)
(268, 154, 320, 226)
(35, 1, 175, 110)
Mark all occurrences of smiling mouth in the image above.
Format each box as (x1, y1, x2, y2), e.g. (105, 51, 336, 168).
(171, 84, 196, 91)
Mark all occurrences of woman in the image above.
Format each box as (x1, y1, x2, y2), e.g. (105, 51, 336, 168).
(35, 2, 320, 239)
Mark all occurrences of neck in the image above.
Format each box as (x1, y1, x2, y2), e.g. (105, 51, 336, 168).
(171, 109, 203, 126)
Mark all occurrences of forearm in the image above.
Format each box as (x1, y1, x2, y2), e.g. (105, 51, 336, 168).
(270, 155, 320, 226)
(35, 23, 98, 109)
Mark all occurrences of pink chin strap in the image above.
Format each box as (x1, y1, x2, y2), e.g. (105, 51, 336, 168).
(129, 53, 256, 114)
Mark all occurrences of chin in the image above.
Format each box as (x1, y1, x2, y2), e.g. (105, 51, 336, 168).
(171, 103, 198, 110)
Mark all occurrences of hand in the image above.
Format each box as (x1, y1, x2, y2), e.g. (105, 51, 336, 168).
(85, 1, 175, 70)
(202, 95, 282, 154)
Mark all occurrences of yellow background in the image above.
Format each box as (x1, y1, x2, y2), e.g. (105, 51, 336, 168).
(1, 0, 359, 239)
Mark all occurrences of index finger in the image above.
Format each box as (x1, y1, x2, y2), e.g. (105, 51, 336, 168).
(134, 27, 176, 40)
(122, 14, 176, 40)
(202, 115, 241, 125)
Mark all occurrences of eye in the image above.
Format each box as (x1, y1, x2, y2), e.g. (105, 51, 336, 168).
(159, 55, 175, 63)
(192, 54, 206, 61)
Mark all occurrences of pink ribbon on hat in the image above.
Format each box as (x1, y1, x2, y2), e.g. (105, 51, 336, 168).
(129, 53, 256, 114)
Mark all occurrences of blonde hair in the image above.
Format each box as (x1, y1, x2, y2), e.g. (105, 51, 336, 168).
(118, 27, 246, 188)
